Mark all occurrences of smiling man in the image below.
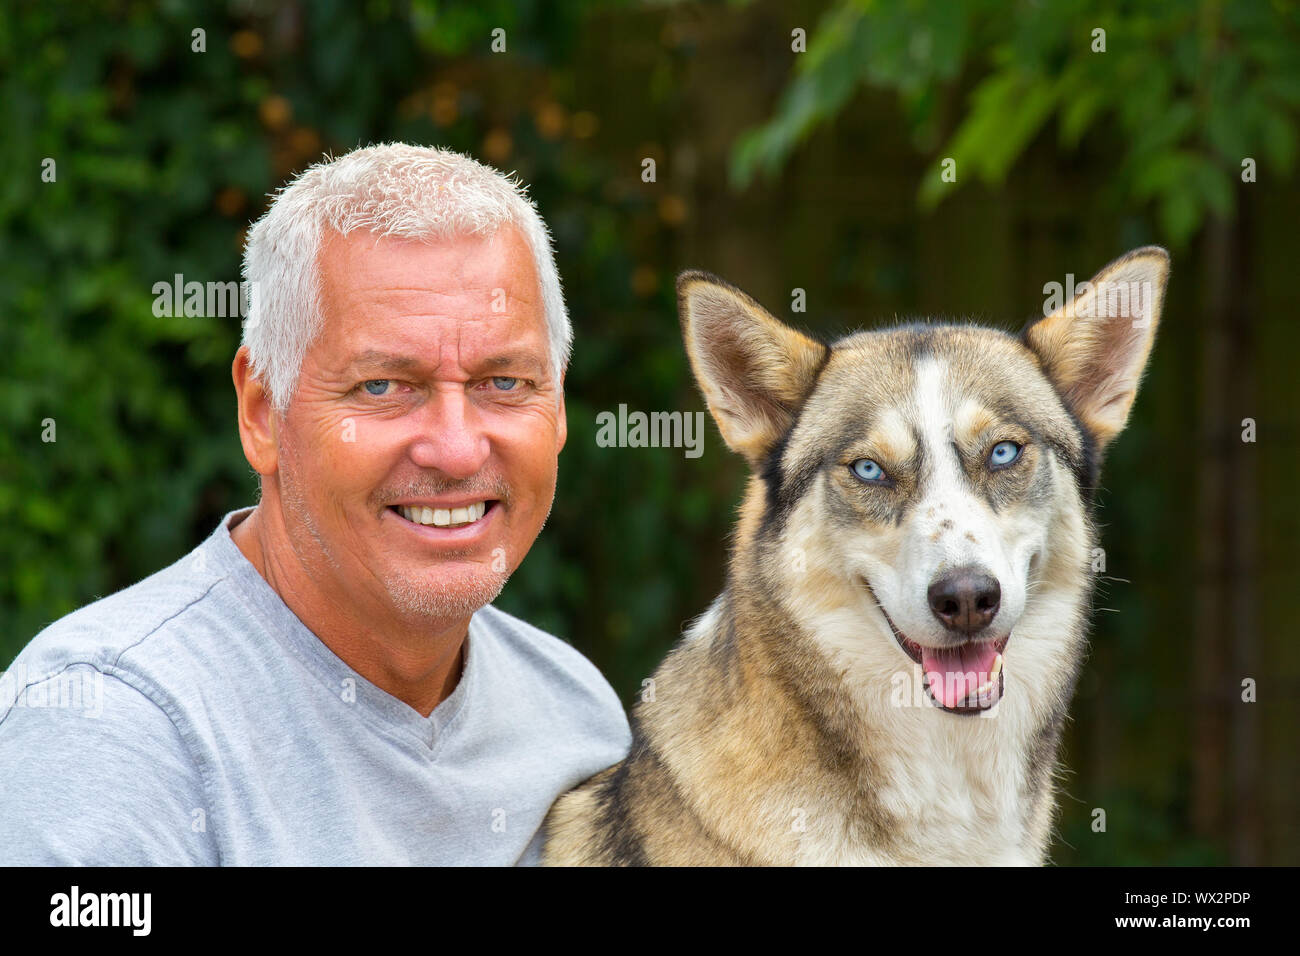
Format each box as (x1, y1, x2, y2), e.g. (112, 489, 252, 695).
(0, 144, 631, 865)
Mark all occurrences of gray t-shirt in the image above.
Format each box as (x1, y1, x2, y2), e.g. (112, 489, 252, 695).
(0, 508, 630, 865)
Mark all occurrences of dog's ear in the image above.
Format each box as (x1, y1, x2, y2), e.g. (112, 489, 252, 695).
(1024, 246, 1169, 454)
(678, 271, 827, 464)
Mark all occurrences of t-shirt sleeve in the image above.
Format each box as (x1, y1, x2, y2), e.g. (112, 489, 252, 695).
(0, 666, 217, 865)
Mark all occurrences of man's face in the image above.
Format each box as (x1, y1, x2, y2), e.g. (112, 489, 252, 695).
(271, 225, 566, 622)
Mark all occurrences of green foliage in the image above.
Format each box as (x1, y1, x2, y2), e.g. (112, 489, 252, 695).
(731, 0, 1300, 244)
(1, 2, 266, 647)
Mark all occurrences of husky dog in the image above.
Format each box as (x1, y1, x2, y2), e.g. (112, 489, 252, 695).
(545, 248, 1169, 865)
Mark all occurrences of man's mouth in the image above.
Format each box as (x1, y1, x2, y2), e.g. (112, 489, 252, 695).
(864, 580, 1009, 714)
(388, 500, 496, 529)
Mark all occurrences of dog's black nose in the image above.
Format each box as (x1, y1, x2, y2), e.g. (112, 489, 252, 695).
(928, 567, 1001, 635)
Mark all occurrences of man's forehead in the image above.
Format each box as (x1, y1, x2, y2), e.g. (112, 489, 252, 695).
(320, 225, 536, 288)
(310, 226, 548, 374)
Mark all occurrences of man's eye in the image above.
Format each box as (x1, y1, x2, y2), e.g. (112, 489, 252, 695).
(362, 380, 391, 396)
(492, 377, 519, 391)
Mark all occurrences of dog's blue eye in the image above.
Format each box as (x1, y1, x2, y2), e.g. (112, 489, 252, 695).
(363, 380, 390, 395)
(989, 441, 1022, 468)
(850, 458, 886, 483)
(492, 377, 519, 391)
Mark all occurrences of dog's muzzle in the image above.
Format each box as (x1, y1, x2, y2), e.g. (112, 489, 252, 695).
(863, 576, 1010, 714)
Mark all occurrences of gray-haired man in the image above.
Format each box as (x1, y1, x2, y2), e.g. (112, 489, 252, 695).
(0, 144, 630, 865)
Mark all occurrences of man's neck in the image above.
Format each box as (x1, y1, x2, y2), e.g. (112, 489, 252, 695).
(229, 506, 467, 718)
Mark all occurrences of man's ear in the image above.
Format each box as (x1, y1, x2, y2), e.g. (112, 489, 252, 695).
(232, 346, 280, 477)
(1024, 246, 1170, 454)
(677, 271, 827, 464)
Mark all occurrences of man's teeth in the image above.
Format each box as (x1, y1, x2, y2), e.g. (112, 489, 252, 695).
(397, 502, 488, 527)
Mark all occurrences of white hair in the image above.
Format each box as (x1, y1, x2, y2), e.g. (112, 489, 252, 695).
(241, 143, 571, 411)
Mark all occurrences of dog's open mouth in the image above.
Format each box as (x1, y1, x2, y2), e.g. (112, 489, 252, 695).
(900, 628, 1007, 714)
(864, 580, 1009, 714)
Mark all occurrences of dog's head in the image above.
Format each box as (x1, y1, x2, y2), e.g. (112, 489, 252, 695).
(678, 248, 1169, 716)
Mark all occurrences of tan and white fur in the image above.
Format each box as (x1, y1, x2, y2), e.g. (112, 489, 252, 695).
(544, 247, 1170, 865)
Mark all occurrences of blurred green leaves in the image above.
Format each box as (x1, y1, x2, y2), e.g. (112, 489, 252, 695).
(731, 0, 1300, 245)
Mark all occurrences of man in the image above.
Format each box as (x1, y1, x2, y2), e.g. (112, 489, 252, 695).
(0, 143, 631, 865)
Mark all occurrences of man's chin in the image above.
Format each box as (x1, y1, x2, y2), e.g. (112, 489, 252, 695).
(381, 566, 510, 621)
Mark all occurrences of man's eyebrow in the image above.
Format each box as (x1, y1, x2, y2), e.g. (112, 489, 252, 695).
(345, 351, 425, 374)
(343, 350, 548, 378)
(478, 353, 546, 375)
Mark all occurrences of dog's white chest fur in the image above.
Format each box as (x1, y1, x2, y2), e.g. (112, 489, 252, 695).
(783, 705, 1042, 866)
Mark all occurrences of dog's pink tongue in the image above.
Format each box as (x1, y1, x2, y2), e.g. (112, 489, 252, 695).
(922, 642, 1001, 709)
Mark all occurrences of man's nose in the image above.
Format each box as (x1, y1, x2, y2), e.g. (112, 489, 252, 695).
(407, 389, 491, 479)
(927, 566, 1001, 636)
